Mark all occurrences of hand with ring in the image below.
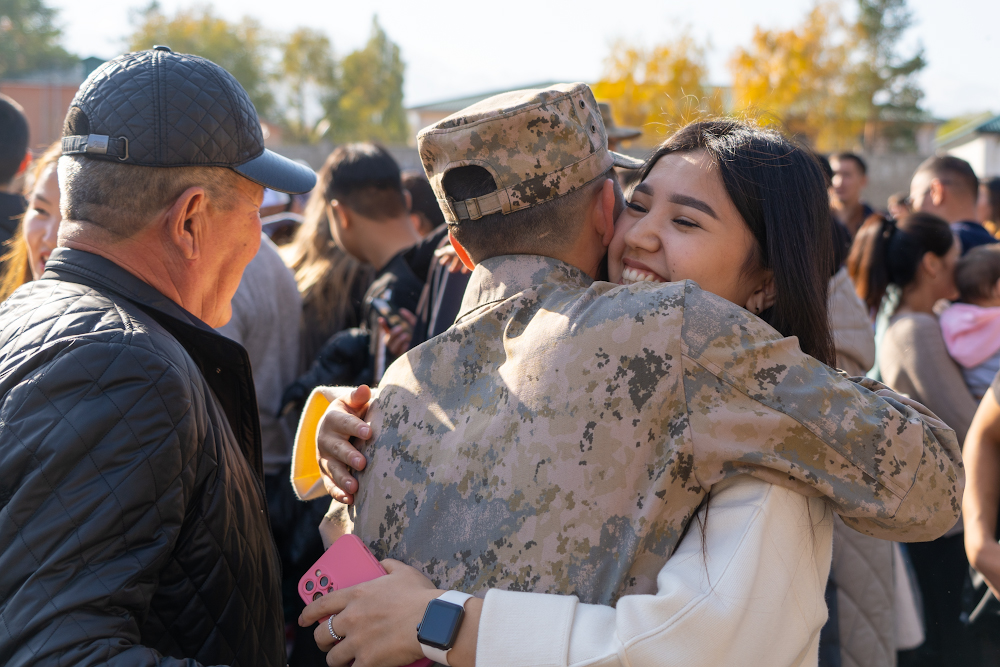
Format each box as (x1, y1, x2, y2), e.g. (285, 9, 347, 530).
(327, 614, 345, 642)
(300, 559, 469, 667)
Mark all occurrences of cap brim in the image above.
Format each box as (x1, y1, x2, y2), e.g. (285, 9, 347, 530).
(608, 127, 642, 141)
(234, 148, 317, 194)
(610, 151, 645, 170)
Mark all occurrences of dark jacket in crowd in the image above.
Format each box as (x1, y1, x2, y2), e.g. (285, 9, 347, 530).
(0, 191, 25, 259)
(281, 226, 454, 411)
(953, 220, 998, 255)
(0, 248, 284, 667)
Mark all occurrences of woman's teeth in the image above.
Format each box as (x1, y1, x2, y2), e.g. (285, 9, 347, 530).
(621, 267, 664, 285)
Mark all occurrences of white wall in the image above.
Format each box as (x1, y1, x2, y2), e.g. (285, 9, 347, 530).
(946, 136, 1000, 178)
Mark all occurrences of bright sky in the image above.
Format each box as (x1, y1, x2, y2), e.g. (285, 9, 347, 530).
(49, 0, 999, 119)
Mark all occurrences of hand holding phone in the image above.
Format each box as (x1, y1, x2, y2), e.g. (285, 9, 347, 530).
(299, 534, 432, 667)
(371, 297, 412, 334)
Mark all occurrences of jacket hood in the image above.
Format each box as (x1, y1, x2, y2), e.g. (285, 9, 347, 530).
(940, 302, 1000, 368)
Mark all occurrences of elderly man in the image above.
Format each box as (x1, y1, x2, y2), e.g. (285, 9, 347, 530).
(0, 48, 315, 666)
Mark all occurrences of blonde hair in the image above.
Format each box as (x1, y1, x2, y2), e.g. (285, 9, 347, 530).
(283, 158, 373, 355)
(0, 141, 61, 301)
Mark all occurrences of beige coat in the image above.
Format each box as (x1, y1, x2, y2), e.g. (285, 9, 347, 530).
(828, 267, 896, 667)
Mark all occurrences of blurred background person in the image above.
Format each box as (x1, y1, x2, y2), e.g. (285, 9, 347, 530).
(402, 170, 444, 237)
(849, 212, 977, 667)
(978, 177, 1000, 239)
(309, 143, 422, 382)
(283, 150, 376, 373)
(216, 232, 318, 665)
(261, 186, 308, 246)
(940, 245, 1000, 401)
(823, 157, 897, 667)
(281, 143, 429, 413)
(0, 141, 61, 301)
(830, 152, 874, 238)
(0, 94, 31, 261)
(911, 155, 996, 255)
(889, 191, 912, 221)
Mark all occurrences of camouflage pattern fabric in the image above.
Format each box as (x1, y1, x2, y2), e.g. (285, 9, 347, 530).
(348, 254, 963, 606)
(418, 83, 642, 223)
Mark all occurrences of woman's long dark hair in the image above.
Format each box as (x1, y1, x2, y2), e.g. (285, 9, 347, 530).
(634, 120, 836, 366)
(846, 212, 954, 313)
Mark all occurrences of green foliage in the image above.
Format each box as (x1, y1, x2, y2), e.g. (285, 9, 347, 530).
(279, 28, 338, 142)
(593, 33, 725, 147)
(128, 2, 275, 119)
(326, 17, 407, 145)
(848, 0, 927, 149)
(0, 0, 77, 80)
(127, 8, 408, 145)
(725, 0, 926, 151)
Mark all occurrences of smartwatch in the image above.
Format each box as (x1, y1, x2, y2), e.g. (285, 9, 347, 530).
(417, 590, 473, 666)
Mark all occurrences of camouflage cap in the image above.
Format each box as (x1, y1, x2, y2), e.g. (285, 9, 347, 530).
(417, 83, 644, 223)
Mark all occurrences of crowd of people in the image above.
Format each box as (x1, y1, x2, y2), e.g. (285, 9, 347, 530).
(0, 46, 998, 667)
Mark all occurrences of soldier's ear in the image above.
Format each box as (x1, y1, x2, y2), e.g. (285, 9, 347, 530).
(15, 151, 30, 179)
(448, 231, 476, 270)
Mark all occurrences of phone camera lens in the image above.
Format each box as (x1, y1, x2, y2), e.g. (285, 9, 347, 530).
(305, 581, 314, 591)
(312, 591, 323, 601)
(320, 576, 329, 587)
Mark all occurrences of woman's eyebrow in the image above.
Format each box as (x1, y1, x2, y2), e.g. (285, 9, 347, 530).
(670, 194, 718, 219)
(633, 183, 653, 196)
(33, 194, 52, 206)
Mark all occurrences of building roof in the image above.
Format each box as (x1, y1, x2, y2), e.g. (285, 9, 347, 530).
(979, 115, 1000, 134)
(407, 81, 563, 113)
(936, 113, 1000, 149)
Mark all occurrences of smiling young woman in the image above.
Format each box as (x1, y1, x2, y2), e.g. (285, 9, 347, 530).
(0, 141, 62, 301)
(608, 119, 836, 365)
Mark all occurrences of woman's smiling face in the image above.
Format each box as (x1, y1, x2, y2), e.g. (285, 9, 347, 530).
(608, 150, 765, 308)
(23, 164, 61, 280)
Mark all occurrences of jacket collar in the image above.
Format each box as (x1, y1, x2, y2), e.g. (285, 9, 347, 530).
(41, 247, 211, 330)
(41, 247, 266, 481)
(457, 254, 593, 323)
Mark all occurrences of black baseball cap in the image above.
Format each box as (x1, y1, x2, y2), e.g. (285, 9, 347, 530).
(61, 46, 315, 194)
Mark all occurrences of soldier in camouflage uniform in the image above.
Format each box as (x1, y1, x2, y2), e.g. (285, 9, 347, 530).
(294, 83, 964, 612)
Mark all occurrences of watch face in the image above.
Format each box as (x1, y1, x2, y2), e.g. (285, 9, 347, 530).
(417, 600, 465, 650)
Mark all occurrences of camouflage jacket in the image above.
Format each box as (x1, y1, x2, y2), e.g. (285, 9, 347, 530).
(349, 255, 962, 606)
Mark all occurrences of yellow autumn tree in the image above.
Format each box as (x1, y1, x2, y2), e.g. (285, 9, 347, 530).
(729, 2, 858, 151)
(592, 33, 722, 148)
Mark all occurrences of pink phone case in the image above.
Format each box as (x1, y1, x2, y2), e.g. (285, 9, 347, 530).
(299, 534, 433, 667)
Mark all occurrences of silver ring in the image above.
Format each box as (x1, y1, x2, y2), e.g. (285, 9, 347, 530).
(327, 615, 345, 642)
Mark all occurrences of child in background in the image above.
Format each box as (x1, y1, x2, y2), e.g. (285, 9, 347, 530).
(941, 244, 1000, 399)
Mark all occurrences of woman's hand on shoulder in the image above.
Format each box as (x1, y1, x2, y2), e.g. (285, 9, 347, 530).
(317, 385, 376, 504)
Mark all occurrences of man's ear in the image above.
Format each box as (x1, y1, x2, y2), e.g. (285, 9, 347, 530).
(744, 271, 777, 315)
(597, 178, 617, 248)
(403, 189, 412, 213)
(448, 230, 476, 270)
(165, 186, 207, 260)
(930, 178, 946, 207)
(329, 200, 350, 229)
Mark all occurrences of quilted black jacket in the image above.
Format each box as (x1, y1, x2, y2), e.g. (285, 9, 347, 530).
(0, 248, 285, 666)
